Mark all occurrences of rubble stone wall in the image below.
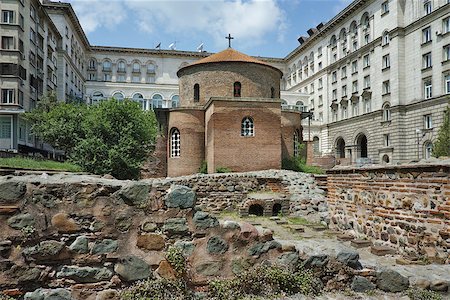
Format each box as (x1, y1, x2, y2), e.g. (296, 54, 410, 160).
(327, 163, 450, 262)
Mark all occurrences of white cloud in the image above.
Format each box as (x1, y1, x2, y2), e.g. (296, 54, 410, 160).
(68, 0, 286, 49)
(68, 0, 127, 33)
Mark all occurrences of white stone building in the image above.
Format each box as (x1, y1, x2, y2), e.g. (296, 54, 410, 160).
(1, 0, 448, 165)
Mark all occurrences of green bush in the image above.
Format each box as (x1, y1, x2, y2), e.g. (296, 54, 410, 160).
(208, 265, 319, 300)
(198, 160, 208, 174)
(26, 96, 157, 179)
(166, 246, 186, 277)
(282, 156, 324, 174)
(216, 166, 232, 173)
(432, 106, 450, 158)
(120, 278, 193, 300)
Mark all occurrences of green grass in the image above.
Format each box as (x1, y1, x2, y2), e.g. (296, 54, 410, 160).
(287, 217, 311, 225)
(0, 157, 82, 172)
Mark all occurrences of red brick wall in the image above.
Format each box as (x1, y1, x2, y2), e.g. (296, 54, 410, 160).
(281, 111, 302, 160)
(205, 100, 281, 173)
(327, 164, 450, 261)
(167, 109, 205, 177)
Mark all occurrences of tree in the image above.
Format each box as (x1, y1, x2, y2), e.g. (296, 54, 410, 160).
(26, 97, 157, 179)
(432, 106, 450, 158)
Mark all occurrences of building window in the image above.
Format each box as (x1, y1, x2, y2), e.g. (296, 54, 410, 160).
(383, 103, 391, 121)
(132, 62, 140, 73)
(424, 114, 433, 129)
(351, 61, 358, 74)
(352, 41, 358, 51)
(103, 60, 111, 72)
(88, 73, 97, 81)
(422, 27, 431, 44)
(1, 89, 15, 104)
(319, 95, 323, 106)
(91, 91, 104, 104)
(424, 142, 433, 159)
(332, 89, 337, 100)
(30, 5, 36, 19)
(132, 76, 140, 83)
(112, 92, 124, 101)
(2, 10, 14, 24)
(88, 59, 97, 70)
(363, 54, 370, 68)
(117, 74, 126, 82)
(383, 134, 390, 147)
(1, 36, 14, 50)
(381, 1, 389, 14)
(147, 76, 155, 84)
(423, 52, 432, 69)
(341, 66, 347, 78)
(170, 128, 180, 157)
(352, 80, 358, 93)
(364, 34, 370, 44)
(241, 117, 254, 136)
(293, 130, 299, 157)
(171, 95, 180, 108)
(332, 71, 337, 83)
(0, 116, 12, 141)
(364, 97, 371, 113)
(151, 94, 163, 109)
(342, 106, 348, 119)
(382, 80, 390, 95)
(424, 1, 432, 15)
(445, 45, 450, 61)
(147, 63, 156, 73)
(382, 154, 390, 163)
(382, 54, 390, 69)
(342, 85, 347, 97)
(194, 83, 200, 102)
(364, 76, 370, 89)
(318, 78, 323, 89)
(233, 82, 241, 97)
(443, 17, 450, 34)
(445, 74, 450, 94)
(271, 87, 275, 98)
(317, 46, 322, 57)
(103, 73, 111, 81)
(424, 79, 432, 99)
(332, 109, 338, 122)
(352, 102, 359, 116)
(117, 61, 126, 73)
(382, 31, 390, 45)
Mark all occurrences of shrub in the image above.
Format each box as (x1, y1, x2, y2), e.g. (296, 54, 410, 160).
(216, 166, 232, 173)
(198, 160, 208, 174)
(166, 246, 186, 277)
(406, 288, 442, 300)
(208, 265, 319, 300)
(120, 278, 193, 300)
(432, 106, 450, 158)
(282, 156, 324, 174)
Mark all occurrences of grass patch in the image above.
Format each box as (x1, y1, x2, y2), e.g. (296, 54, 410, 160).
(287, 217, 311, 226)
(0, 157, 81, 172)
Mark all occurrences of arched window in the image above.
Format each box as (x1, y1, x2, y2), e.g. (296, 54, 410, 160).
(350, 21, 358, 36)
(91, 91, 104, 104)
(336, 138, 345, 158)
(339, 28, 347, 42)
(382, 31, 390, 45)
(112, 92, 124, 101)
(152, 94, 163, 109)
(313, 136, 320, 155)
(170, 128, 180, 157)
(171, 95, 179, 108)
(271, 87, 275, 98)
(296, 101, 305, 112)
(132, 62, 141, 73)
(293, 130, 300, 157)
(147, 63, 156, 73)
(382, 154, 390, 164)
(133, 93, 146, 110)
(330, 35, 337, 47)
(194, 83, 200, 102)
(383, 103, 391, 121)
(361, 12, 370, 28)
(241, 117, 254, 136)
(234, 82, 241, 97)
(117, 61, 126, 73)
(309, 51, 314, 61)
(102, 60, 111, 71)
(424, 141, 433, 159)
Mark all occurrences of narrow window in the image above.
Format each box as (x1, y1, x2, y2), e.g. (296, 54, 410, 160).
(234, 82, 241, 97)
(170, 128, 180, 157)
(271, 87, 275, 98)
(241, 117, 254, 136)
(194, 83, 199, 102)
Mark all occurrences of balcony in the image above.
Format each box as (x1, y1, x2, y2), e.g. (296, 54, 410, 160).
(281, 104, 308, 112)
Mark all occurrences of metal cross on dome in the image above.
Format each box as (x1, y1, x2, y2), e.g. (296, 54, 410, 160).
(226, 33, 234, 48)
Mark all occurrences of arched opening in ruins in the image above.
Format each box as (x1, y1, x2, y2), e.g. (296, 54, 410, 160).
(336, 137, 345, 158)
(272, 203, 282, 216)
(248, 204, 264, 216)
(357, 134, 368, 158)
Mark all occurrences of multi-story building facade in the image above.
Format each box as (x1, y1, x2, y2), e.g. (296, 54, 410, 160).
(1, 0, 448, 165)
(284, 0, 450, 164)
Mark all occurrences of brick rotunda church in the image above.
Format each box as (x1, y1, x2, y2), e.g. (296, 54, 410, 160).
(155, 46, 302, 177)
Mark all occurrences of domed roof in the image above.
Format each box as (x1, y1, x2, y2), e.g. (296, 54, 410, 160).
(177, 48, 282, 76)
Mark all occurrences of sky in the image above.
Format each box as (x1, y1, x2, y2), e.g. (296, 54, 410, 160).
(66, 0, 354, 58)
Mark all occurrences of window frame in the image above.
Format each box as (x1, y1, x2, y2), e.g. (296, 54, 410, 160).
(170, 128, 181, 158)
(241, 116, 254, 137)
(423, 114, 433, 129)
(424, 79, 432, 99)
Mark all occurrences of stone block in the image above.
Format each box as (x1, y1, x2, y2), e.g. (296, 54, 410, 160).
(7, 213, 35, 230)
(192, 211, 219, 229)
(114, 255, 152, 282)
(0, 181, 26, 204)
(351, 276, 375, 292)
(207, 236, 229, 254)
(91, 239, 118, 255)
(166, 185, 196, 209)
(136, 233, 165, 251)
(56, 266, 113, 283)
(350, 239, 372, 248)
(163, 218, 189, 236)
(370, 245, 396, 256)
(376, 269, 409, 292)
(51, 213, 80, 233)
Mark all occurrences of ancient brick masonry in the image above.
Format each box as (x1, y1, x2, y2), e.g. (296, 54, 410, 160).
(327, 163, 450, 262)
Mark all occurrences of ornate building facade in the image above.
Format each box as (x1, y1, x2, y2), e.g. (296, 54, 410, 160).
(1, 0, 449, 167)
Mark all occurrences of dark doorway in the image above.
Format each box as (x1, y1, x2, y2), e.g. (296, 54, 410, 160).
(336, 138, 345, 158)
(272, 203, 282, 216)
(248, 204, 264, 216)
(357, 134, 368, 158)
